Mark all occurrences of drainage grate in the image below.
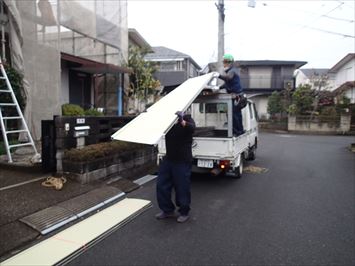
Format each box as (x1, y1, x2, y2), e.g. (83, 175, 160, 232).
(20, 206, 77, 235)
(58, 187, 125, 217)
(20, 186, 125, 235)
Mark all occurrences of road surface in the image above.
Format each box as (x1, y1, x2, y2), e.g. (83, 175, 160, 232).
(68, 133, 355, 265)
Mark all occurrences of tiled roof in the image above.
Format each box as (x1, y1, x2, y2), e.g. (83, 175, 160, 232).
(144, 46, 201, 69)
(332, 81, 355, 95)
(144, 46, 190, 60)
(329, 53, 355, 73)
(300, 68, 329, 78)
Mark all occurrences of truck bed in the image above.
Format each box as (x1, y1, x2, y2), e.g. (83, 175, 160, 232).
(192, 133, 249, 160)
(193, 127, 228, 138)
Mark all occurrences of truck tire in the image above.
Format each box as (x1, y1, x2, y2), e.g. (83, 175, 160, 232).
(246, 146, 256, 161)
(233, 155, 244, 179)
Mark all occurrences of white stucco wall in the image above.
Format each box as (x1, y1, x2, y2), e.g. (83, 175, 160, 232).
(295, 70, 309, 87)
(249, 95, 269, 119)
(334, 58, 355, 88)
(345, 87, 355, 104)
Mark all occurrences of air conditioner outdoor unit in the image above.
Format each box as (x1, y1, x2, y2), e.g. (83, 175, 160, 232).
(284, 80, 294, 89)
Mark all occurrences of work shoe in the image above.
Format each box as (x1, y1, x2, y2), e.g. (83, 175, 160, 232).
(155, 212, 176, 220)
(177, 215, 190, 223)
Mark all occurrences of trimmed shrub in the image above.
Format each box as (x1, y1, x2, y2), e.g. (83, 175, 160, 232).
(63, 141, 144, 162)
(84, 108, 104, 116)
(62, 104, 85, 116)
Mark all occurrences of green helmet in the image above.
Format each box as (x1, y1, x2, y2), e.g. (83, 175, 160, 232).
(223, 54, 234, 62)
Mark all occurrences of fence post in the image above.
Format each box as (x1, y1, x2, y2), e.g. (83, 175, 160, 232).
(288, 115, 296, 131)
(340, 115, 351, 133)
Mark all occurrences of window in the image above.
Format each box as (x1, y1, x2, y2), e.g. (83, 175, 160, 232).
(199, 103, 227, 113)
(160, 62, 176, 71)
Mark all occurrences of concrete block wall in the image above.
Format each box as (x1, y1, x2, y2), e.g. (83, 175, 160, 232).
(54, 116, 134, 172)
(288, 115, 351, 134)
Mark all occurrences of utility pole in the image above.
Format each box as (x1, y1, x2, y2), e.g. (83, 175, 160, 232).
(216, 0, 225, 72)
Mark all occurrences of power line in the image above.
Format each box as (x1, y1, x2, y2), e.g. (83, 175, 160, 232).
(260, 1, 353, 38)
(322, 14, 354, 23)
(304, 25, 355, 38)
(261, 1, 354, 23)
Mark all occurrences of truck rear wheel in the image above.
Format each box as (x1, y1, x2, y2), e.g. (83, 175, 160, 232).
(233, 156, 244, 179)
(246, 146, 256, 161)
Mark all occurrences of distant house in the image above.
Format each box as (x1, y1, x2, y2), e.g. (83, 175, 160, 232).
(144, 46, 201, 93)
(205, 60, 307, 119)
(329, 53, 355, 104)
(295, 68, 330, 89)
(129, 28, 152, 51)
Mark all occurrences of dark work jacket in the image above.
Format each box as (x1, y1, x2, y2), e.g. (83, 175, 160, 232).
(165, 114, 195, 163)
(219, 66, 243, 94)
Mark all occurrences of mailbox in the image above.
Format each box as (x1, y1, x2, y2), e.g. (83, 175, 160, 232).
(74, 125, 90, 138)
(74, 125, 90, 149)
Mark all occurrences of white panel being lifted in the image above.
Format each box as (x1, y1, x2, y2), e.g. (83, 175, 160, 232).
(111, 72, 218, 145)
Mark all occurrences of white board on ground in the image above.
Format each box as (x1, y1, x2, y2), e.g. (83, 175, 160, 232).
(1, 198, 151, 266)
(111, 72, 218, 145)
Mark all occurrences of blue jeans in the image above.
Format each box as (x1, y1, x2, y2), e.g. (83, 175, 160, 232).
(156, 158, 191, 215)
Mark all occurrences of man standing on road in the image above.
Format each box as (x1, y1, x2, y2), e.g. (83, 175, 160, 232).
(218, 54, 245, 136)
(156, 111, 195, 223)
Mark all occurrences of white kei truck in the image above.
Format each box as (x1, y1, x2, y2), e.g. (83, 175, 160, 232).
(157, 90, 259, 179)
(112, 72, 258, 179)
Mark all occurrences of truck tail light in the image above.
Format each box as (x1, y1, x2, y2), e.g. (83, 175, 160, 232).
(219, 160, 230, 170)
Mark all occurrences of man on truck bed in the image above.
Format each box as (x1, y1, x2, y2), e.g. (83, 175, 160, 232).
(218, 54, 245, 136)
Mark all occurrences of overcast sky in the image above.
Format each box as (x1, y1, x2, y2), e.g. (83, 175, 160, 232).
(127, 0, 355, 69)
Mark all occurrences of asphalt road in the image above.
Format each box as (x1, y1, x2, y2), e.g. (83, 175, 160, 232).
(68, 133, 355, 266)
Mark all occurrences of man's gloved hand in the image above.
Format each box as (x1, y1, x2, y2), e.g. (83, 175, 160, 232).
(212, 72, 220, 79)
(175, 111, 184, 123)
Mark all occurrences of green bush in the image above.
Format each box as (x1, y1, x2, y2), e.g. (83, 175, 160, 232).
(63, 141, 144, 162)
(84, 108, 104, 116)
(287, 104, 297, 115)
(291, 84, 314, 115)
(62, 104, 85, 116)
(267, 91, 283, 116)
(0, 65, 25, 114)
(319, 106, 338, 117)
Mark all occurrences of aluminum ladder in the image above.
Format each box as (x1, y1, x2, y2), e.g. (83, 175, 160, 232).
(0, 58, 40, 163)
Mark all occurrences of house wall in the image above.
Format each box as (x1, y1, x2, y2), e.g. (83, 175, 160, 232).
(295, 70, 308, 87)
(249, 67, 272, 88)
(250, 95, 269, 119)
(10, 0, 128, 141)
(345, 87, 355, 104)
(241, 65, 296, 90)
(334, 59, 355, 88)
(16, 0, 62, 141)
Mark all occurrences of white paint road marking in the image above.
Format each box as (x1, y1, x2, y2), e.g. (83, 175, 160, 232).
(0, 176, 50, 191)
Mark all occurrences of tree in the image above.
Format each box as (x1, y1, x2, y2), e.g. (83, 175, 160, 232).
(289, 84, 314, 115)
(127, 46, 161, 100)
(267, 91, 283, 117)
(309, 72, 331, 117)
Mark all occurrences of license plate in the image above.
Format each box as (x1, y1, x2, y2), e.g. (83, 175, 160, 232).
(197, 159, 214, 168)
